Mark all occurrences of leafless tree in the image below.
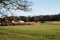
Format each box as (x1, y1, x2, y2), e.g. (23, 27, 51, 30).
(0, 0, 31, 17)
(0, 0, 31, 26)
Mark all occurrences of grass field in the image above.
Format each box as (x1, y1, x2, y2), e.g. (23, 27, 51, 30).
(0, 22, 60, 40)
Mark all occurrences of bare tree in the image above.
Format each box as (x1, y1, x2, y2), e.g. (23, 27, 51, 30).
(0, 0, 31, 26)
(0, 0, 31, 16)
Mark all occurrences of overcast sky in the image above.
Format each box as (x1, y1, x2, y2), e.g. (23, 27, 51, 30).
(0, 0, 60, 16)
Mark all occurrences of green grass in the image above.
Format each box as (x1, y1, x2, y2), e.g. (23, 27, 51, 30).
(0, 22, 60, 40)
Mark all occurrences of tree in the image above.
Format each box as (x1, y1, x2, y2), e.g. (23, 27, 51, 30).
(0, 0, 31, 26)
(0, 0, 31, 16)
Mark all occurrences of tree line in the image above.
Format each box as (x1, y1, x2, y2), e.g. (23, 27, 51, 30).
(0, 13, 60, 26)
(13, 13, 60, 22)
(1, 13, 60, 22)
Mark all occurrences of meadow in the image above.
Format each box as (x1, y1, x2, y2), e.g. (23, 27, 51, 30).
(0, 22, 60, 40)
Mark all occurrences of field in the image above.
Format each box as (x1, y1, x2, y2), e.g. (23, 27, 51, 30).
(0, 22, 60, 40)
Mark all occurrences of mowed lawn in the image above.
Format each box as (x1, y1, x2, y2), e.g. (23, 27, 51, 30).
(0, 22, 60, 40)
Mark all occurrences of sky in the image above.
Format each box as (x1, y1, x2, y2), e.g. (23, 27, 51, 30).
(27, 0, 60, 16)
(0, 0, 60, 16)
(14, 0, 60, 16)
